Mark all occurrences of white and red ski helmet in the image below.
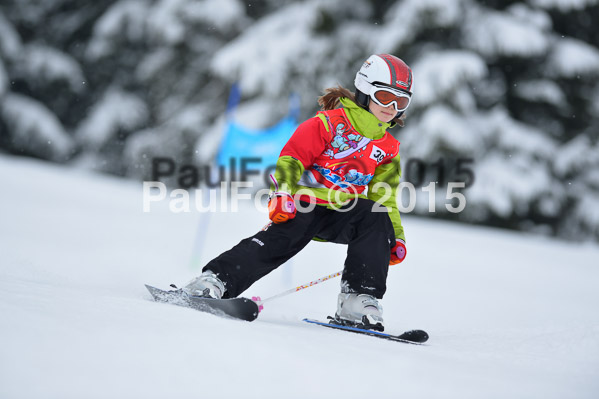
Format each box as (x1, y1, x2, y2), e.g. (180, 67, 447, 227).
(354, 54, 413, 114)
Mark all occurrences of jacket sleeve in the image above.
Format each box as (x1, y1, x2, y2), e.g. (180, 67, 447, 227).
(272, 116, 329, 193)
(367, 154, 406, 241)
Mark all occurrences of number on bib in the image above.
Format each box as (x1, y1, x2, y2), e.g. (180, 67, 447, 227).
(370, 145, 385, 163)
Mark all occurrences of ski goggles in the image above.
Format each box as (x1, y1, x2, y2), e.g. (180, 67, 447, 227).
(369, 84, 411, 112)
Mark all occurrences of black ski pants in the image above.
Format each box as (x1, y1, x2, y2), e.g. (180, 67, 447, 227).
(203, 198, 396, 299)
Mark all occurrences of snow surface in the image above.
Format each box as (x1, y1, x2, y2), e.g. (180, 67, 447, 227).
(1, 154, 599, 399)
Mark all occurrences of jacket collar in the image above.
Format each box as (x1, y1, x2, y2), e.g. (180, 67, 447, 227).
(340, 97, 391, 140)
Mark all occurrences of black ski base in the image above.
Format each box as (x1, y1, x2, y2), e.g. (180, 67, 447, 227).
(145, 284, 259, 322)
(303, 318, 429, 344)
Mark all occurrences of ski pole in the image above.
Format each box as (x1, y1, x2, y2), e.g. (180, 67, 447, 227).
(252, 270, 342, 312)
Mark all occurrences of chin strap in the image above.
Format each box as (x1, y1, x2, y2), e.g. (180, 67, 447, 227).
(354, 89, 370, 109)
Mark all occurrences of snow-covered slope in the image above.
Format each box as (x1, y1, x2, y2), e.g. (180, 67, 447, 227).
(1, 154, 598, 399)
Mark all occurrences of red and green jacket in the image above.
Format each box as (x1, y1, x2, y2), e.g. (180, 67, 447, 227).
(273, 98, 405, 241)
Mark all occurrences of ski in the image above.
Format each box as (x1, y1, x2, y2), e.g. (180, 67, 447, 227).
(303, 318, 429, 345)
(144, 285, 259, 322)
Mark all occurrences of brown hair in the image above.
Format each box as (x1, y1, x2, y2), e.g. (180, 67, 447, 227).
(317, 85, 356, 111)
(317, 85, 405, 127)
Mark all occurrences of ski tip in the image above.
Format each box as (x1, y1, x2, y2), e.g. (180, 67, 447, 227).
(144, 284, 162, 300)
(398, 329, 429, 343)
(144, 284, 162, 292)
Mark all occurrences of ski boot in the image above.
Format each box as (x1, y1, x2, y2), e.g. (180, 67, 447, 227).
(331, 292, 384, 331)
(183, 271, 226, 299)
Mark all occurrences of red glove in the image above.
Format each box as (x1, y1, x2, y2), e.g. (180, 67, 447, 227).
(268, 192, 297, 224)
(390, 239, 407, 265)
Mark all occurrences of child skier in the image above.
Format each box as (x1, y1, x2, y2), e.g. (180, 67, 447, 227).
(184, 54, 412, 331)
